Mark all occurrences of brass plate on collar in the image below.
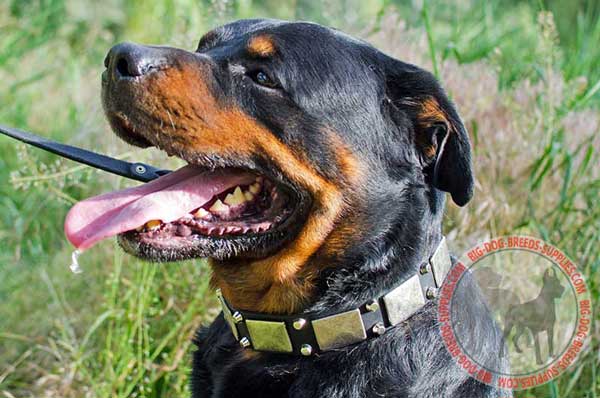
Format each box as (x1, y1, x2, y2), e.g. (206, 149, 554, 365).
(312, 309, 366, 351)
(217, 290, 239, 340)
(246, 320, 293, 353)
(430, 236, 452, 288)
(383, 274, 425, 325)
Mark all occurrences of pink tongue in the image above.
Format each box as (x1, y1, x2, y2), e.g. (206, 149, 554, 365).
(64, 165, 254, 250)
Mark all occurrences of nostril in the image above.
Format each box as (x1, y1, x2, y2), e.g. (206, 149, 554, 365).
(107, 43, 160, 79)
(116, 57, 132, 77)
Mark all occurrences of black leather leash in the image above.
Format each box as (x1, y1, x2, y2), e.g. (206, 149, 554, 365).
(0, 124, 170, 182)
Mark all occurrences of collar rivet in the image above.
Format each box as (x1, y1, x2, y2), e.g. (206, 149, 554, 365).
(365, 300, 379, 312)
(425, 287, 437, 300)
(232, 311, 243, 323)
(419, 263, 430, 274)
(372, 322, 386, 336)
(293, 318, 307, 330)
(300, 344, 313, 356)
(239, 337, 251, 348)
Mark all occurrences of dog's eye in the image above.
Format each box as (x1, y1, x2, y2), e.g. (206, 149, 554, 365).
(247, 70, 279, 89)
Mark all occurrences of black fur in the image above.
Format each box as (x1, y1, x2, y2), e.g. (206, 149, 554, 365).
(186, 19, 507, 398)
(104, 18, 510, 398)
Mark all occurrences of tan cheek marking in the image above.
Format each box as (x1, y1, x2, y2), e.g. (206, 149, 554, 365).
(247, 35, 276, 57)
(320, 132, 367, 258)
(326, 130, 366, 184)
(220, 140, 346, 313)
(242, 136, 368, 313)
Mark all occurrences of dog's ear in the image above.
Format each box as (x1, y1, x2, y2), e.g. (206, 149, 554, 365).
(544, 268, 556, 278)
(384, 61, 474, 206)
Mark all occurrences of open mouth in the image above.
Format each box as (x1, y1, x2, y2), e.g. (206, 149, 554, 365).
(65, 163, 308, 261)
(118, 169, 307, 260)
(138, 176, 288, 237)
(64, 116, 310, 261)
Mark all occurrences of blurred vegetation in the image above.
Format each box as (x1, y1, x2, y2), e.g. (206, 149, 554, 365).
(0, 0, 598, 397)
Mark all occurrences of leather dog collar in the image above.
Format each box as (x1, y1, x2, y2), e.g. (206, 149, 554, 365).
(217, 237, 452, 356)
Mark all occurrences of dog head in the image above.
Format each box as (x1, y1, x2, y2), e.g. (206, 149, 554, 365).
(100, 19, 473, 313)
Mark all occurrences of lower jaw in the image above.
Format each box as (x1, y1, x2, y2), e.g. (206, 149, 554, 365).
(117, 200, 309, 261)
(117, 223, 296, 262)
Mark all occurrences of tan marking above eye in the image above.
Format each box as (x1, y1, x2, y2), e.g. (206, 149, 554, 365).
(247, 35, 276, 57)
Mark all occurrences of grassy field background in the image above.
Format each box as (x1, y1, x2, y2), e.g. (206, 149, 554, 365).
(1, 0, 599, 397)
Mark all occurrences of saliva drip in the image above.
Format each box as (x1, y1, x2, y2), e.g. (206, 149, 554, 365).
(69, 249, 83, 274)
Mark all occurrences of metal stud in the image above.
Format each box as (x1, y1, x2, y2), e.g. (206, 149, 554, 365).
(426, 287, 437, 300)
(365, 300, 379, 312)
(232, 311, 243, 323)
(293, 318, 307, 330)
(135, 164, 147, 175)
(419, 263, 430, 275)
(239, 337, 251, 348)
(300, 344, 313, 356)
(372, 322, 386, 336)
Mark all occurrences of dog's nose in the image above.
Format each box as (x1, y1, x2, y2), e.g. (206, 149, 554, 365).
(104, 42, 160, 79)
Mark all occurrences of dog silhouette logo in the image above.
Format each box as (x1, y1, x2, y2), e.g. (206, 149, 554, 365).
(501, 268, 565, 365)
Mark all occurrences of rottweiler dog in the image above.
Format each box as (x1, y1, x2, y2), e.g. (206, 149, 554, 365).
(94, 18, 508, 398)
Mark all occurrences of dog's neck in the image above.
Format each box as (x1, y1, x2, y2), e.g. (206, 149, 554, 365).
(308, 200, 444, 315)
(212, 187, 446, 316)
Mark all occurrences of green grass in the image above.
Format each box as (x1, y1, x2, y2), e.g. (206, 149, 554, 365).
(0, 0, 599, 397)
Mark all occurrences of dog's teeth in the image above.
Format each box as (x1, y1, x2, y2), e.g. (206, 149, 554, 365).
(244, 191, 254, 201)
(234, 186, 246, 202)
(194, 208, 211, 219)
(209, 199, 228, 213)
(145, 220, 161, 230)
(224, 193, 235, 205)
(225, 226, 241, 234)
(249, 182, 261, 195)
(224, 186, 246, 206)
